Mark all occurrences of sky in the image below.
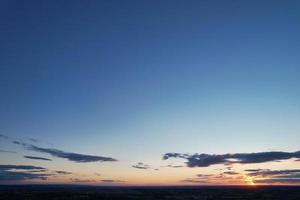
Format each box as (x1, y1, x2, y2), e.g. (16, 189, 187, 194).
(0, 0, 300, 186)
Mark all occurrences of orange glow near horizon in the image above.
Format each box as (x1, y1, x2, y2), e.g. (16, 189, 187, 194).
(244, 175, 255, 186)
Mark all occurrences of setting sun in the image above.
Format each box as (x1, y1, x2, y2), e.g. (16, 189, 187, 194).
(244, 176, 255, 186)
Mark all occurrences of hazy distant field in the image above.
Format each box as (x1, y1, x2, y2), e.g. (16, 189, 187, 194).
(0, 185, 300, 200)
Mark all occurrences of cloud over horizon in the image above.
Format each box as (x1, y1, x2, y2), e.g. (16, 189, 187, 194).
(163, 151, 300, 167)
(246, 169, 300, 177)
(0, 165, 51, 181)
(245, 168, 300, 184)
(101, 179, 124, 183)
(71, 178, 95, 183)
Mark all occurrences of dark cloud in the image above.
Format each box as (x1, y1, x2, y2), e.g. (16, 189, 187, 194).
(197, 174, 213, 178)
(0, 165, 51, 181)
(27, 169, 48, 173)
(181, 179, 209, 183)
(181, 172, 248, 185)
(163, 164, 184, 168)
(254, 178, 300, 184)
(13, 141, 26, 145)
(163, 151, 300, 167)
(132, 162, 151, 169)
(276, 174, 300, 179)
(163, 153, 189, 160)
(223, 171, 239, 175)
(24, 156, 52, 161)
(14, 141, 117, 163)
(244, 169, 265, 172)
(181, 174, 214, 184)
(29, 145, 118, 163)
(71, 178, 95, 183)
(132, 162, 159, 170)
(101, 179, 124, 183)
(247, 169, 300, 184)
(55, 171, 72, 175)
(247, 169, 300, 177)
(0, 171, 50, 181)
(0, 165, 46, 171)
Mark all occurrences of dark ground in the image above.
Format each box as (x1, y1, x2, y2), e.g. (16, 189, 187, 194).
(0, 185, 300, 200)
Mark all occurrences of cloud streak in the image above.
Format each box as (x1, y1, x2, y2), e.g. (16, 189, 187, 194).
(14, 141, 117, 163)
(181, 179, 209, 183)
(55, 171, 72, 175)
(24, 156, 52, 161)
(71, 178, 95, 183)
(101, 179, 124, 183)
(223, 171, 239, 175)
(163, 151, 300, 167)
(245, 168, 300, 184)
(0, 149, 16, 154)
(254, 178, 300, 183)
(0, 165, 46, 171)
(246, 169, 300, 177)
(162, 164, 184, 168)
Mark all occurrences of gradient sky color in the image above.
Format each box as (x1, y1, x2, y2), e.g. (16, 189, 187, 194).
(0, 0, 300, 185)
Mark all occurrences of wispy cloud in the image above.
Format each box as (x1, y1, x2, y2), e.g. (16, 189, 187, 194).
(28, 138, 38, 143)
(183, 168, 300, 185)
(0, 165, 46, 171)
(163, 151, 300, 167)
(254, 178, 300, 183)
(101, 179, 124, 183)
(223, 171, 239, 175)
(180, 174, 214, 184)
(246, 169, 300, 177)
(24, 156, 52, 161)
(14, 141, 117, 163)
(181, 179, 209, 183)
(132, 162, 151, 169)
(0, 134, 9, 139)
(55, 171, 72, 175)
(162, 164, 184, 168)
(71, 178, 95, 183)
(197, 174, 213, 178)
(132, 162, 158, 170)
(0, 149, 16, 154)
(181, 172, 246, 185)
(245, 168, 300, 184)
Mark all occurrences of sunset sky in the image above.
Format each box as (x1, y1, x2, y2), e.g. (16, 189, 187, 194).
(1, 0, 300, 186)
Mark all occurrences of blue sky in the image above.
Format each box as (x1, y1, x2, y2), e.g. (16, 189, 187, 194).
(0, 0, 300, 185)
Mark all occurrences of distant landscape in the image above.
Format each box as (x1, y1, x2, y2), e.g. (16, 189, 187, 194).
(1, 185, 300, 200)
